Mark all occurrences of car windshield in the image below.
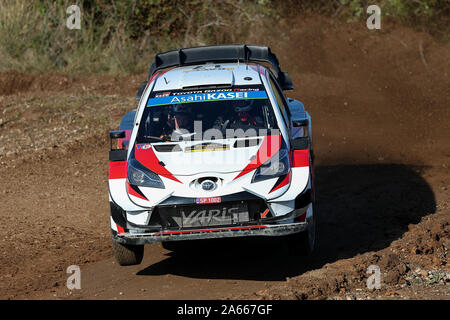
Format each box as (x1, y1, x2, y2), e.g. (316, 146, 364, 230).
(136, 85, 278, 143)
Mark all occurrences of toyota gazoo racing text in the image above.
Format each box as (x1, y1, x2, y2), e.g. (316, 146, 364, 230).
(108, 45, 316, 265)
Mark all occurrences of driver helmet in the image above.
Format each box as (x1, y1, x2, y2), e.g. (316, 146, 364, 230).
(234, 99, 255, 123)
(234, 99, 253, 113)
(173, 104, 191, 115)
(172, 104, 193, 130)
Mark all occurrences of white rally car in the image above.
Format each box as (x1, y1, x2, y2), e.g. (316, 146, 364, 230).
(108, 45, 316, 265)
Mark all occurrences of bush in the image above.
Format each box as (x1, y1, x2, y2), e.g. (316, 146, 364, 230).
(278, 0, 449, 39)
(0, 0, 447, 75)
(0, 0, 268, 74)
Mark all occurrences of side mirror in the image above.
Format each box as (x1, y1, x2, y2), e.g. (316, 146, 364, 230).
(292, 118, 309, 127)
(110, 130, 125, 139)
(110, 130, 125, 150)
(109, 130, 127, 161)
(136, 81, 148, 100)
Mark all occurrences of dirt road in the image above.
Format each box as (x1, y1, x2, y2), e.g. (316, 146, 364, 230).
(0, 16, 448, 299)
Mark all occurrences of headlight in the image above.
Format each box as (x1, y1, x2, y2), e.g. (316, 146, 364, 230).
(127, 159, 164, 189)
(252, 149, 290, 183)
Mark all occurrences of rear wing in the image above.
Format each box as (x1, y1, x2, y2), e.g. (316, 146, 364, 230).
(146, 44, 293, 91)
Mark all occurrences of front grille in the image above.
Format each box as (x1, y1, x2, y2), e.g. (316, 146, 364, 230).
(149, 199, 268, 230)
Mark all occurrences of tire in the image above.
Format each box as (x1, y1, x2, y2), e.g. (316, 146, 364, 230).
(287, 214, 317, 256)
(287, 195, 318, 256)
(287, 162, 318, 256)
(111, 240, 144, 266)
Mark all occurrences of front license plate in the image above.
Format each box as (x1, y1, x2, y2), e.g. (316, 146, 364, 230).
(196, 197, 221, 204)
(177, 203, 250, 228)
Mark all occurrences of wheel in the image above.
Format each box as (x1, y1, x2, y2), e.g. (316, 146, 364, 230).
(288, 162, 318, 256)
(287, 204, 317, 256)
(111, 240, 144, 266)
(287, 220, 316, 256)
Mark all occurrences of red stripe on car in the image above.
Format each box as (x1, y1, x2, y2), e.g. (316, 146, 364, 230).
(155, 225, 266, 235)
(134, 145, 181, 183)
(269, 171, 291, 193)
(298, 211, 306, 223)
(157, 67, 175, 78)
(109, 161, 127, 179)
(291, 149, 309, 167)
(126, 181, 148, 201)
(116, 224, 125, 234)
(148, 71, 160, 84)
(258, 65, 267, 75)
(233, 135, 281, 180)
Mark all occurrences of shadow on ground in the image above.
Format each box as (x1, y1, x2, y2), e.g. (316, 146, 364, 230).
(137, 164, 436, 281)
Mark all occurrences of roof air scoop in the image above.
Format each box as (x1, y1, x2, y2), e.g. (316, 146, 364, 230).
(181, 69, 234, 89)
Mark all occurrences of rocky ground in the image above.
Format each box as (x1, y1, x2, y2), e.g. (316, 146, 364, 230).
(0, 16, 448, 299)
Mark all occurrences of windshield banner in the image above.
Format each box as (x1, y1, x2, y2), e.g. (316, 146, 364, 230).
(146, 90, 268, 107)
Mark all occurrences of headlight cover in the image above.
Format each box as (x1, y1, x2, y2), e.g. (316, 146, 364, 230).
(127, 158, 164, 189)
(252, 149, 290, 183)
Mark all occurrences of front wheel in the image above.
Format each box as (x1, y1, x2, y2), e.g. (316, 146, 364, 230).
(111, 240, 144, 266)
(287, 205, 317, 256)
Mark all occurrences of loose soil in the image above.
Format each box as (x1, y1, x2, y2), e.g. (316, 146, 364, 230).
(0, 16, 448, 299)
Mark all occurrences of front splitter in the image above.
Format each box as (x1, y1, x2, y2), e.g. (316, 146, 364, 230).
(113, 222, 307, 245)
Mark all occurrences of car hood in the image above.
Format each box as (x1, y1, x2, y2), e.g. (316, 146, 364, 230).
(132, 136, 282, 177)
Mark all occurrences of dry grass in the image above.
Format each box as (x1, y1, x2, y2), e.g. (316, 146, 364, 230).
(0, 0, 267, 75)
(0, 0, 447, 75)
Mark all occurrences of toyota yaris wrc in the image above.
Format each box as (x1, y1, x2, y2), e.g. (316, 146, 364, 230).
(108, 45, 316, 265)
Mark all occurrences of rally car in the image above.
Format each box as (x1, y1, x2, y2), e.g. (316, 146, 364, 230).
(108, 45, 316, 265)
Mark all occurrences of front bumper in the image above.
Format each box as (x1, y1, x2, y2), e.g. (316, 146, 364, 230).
(112, 221, 307, 245)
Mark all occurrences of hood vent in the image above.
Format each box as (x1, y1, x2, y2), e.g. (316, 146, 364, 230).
(153, 144, 182, 152)
(233, 138, 261, 148)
